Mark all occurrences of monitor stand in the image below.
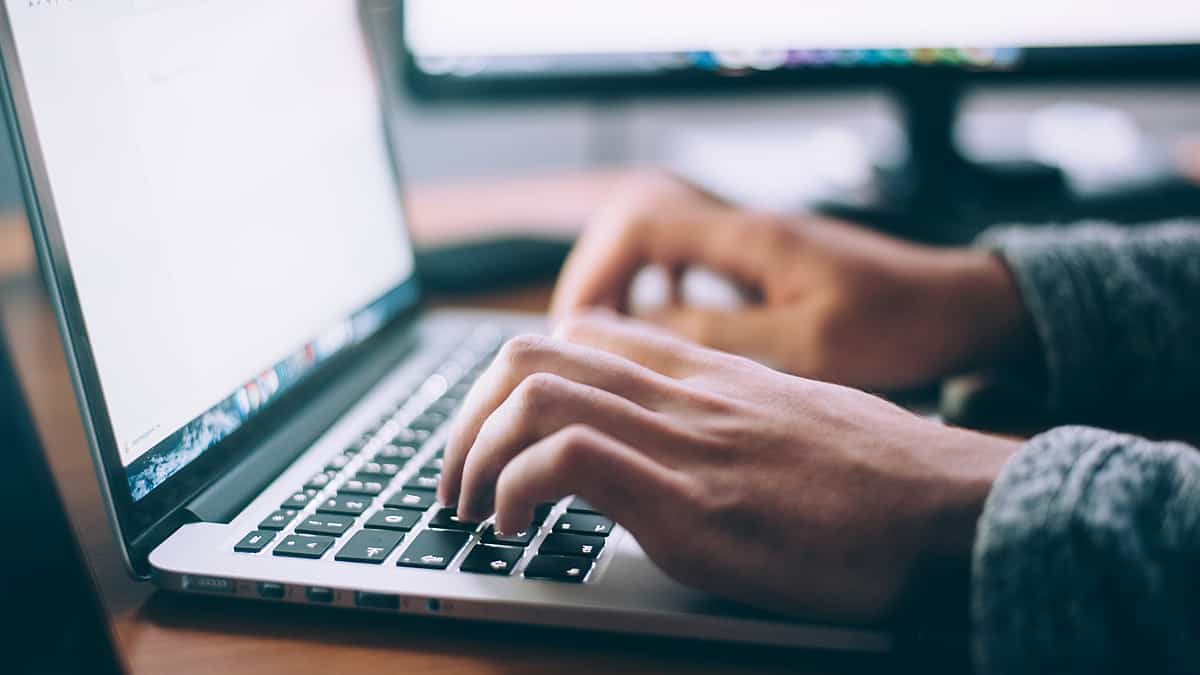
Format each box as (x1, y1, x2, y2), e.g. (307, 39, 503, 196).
(818, 80, 1069, 243)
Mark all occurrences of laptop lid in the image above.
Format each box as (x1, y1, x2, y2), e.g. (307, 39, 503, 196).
(0, 1, 420, 577)
(0, 320, 126, 675)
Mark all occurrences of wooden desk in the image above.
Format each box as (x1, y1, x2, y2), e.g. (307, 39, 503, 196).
(0, 174, 888, 675)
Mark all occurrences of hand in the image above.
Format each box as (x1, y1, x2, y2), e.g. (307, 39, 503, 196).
(440, 312, 1018, 622)
(551, 170, 1032, 391)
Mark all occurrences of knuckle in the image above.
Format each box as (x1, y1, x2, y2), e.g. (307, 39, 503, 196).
(514, 371, 563, 405)
(547, 424, 598, 470)
(497, 333, 551, 370)
(508, 372, 565, 423)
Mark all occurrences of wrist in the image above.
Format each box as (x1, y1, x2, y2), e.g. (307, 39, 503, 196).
(917, 427, 1020, 562)
(927, 248, 1036, 375)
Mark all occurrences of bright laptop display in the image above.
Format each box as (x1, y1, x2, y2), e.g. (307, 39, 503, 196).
(5, 0, 415, 500)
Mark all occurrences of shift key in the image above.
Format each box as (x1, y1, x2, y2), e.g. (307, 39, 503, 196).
(395, 530, 469, 570)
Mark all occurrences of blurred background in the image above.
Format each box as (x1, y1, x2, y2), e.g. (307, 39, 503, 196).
(3, 1, 1200, 269)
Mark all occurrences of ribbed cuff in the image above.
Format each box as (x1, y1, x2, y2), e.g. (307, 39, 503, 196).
(970, 425, 1200, 674)
(976, 226, 1112, 414)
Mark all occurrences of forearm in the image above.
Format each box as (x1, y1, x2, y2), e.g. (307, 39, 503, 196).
(971, 426, 1200, 674)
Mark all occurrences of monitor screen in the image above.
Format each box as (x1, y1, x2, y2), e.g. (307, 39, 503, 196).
(6, 0, 416, 501)
(404, 0, 1200, 85)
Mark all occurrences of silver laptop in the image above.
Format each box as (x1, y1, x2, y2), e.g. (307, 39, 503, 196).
(0, 0, 888, 652)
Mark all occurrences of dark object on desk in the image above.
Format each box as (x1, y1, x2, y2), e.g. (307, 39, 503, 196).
(0, 321, 126, 675)
(416, 235, 573, 294)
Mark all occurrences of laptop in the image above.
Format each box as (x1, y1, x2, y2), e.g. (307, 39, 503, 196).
(0, 320, 126, 675)
(0, 0, 889, 652)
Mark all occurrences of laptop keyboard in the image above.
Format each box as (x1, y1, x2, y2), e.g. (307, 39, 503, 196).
(232, 325, 612, 584)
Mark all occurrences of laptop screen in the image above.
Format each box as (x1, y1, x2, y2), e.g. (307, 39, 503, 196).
(6, 0, 416, 501)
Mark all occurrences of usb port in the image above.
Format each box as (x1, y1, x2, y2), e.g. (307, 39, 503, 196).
(305, 586, 334, 603)
(355, 592, 399, 610)
(257, 582, 285, 599)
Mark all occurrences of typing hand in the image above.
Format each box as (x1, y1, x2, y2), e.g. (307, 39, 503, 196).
(440, 312, 1017, 622)
(552, 170, 1031, 390)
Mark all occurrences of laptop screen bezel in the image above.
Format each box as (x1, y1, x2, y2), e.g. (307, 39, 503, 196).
(0, 0, 423, 578)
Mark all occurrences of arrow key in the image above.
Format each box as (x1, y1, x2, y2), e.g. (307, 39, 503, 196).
(459, 544, 523, 576)
(524, 554, 593, 583)
(396, 530, 469, 570)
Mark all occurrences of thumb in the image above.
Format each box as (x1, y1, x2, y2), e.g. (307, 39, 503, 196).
(640, 306, 784, 364)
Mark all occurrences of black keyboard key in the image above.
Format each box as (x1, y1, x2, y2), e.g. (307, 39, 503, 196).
(356, 462, 401, 480)
(566, 497, 601, 515)
(554, 513, 613, 537)
(364, 508, 420, 532)
(405, 473, 440, 491)
(234, 531, 275, 553)
(335, 530, 404, 564)
(531, 502, 555, 526)
(427, 507, 481, 532)
(282, 491, 315, 509)
(316, 496, 370, 516)
(384, 488, 436, 511)
(524, 555, 593, 583)
(325, 453, 352, 472)
(539, 533, 604, 558)
(273, 534, 335, 559)
(375, 443, 417, 464)
(303, 472, 333, 491)
(294, 514, 355, 537)
(460, 544, 523, 576)
(258, 509, 298, 531)
(396, 530, 469, 569)
(480, 525, 536, 547)
(338, 479, 384, 497)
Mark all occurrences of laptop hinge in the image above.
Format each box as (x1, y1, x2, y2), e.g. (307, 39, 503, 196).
(182, 321, 422, 524)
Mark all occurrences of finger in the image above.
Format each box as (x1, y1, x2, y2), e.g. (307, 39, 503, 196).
(550, 207, 778, 318)
(492, 424, 692, 536)
(641, 306, 788, 368)
(456, 372, 675, 521)
(552, 310, 713, 377)
(439, 333, 682, 505)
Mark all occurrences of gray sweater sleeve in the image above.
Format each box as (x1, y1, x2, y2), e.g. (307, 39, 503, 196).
(968, 221, 1200, 673)
(971, 427, 1200, 674)
(978, 221, 1200, 417)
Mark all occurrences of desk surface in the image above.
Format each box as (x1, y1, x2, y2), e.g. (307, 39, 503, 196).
(0, 173, 889, 675)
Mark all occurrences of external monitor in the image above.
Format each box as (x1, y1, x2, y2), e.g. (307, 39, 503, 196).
(400, 1, 1200, 230)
